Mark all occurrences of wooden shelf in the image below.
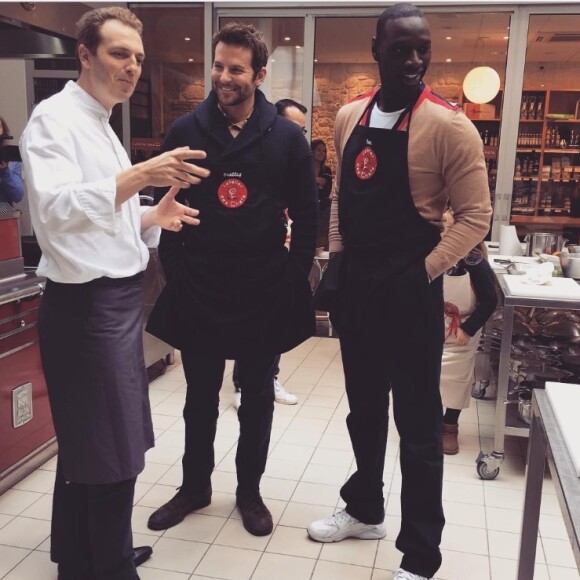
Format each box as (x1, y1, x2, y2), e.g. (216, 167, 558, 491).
(511, 216, 580, 225)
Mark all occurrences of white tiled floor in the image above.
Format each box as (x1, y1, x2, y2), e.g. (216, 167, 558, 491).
(0, 336, 578, 579)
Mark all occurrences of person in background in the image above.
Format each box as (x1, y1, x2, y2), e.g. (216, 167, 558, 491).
(311, 138, 333, 251)
(0, 116, 24, 205)
(440, 211, 497, 455)
(20, 7, 209, 580)
(232, 97, 307, 410)
(146, 22, 317, 538)
(307, 4, 491, 580)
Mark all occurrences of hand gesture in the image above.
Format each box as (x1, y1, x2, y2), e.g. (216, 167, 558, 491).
(155, 185, 200, 232)
(143, 147, 210, 188)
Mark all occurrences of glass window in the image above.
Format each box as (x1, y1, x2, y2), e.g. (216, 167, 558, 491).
(129, 5, 204, 163)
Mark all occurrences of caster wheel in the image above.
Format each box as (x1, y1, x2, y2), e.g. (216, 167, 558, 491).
(472, 380, 489, 400)
(477, 459, 500, 480)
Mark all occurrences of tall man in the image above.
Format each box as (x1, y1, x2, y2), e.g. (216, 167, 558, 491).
(20, 8, 209, 580)
(307, 5, 491, 580)
(146, 23, 317, 537)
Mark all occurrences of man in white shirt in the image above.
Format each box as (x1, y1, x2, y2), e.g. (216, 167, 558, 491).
(20, 7, 209, 580)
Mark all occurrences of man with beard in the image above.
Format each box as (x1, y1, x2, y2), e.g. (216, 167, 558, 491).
(147, 22, 317, 537)
(307, 4, 491, 580)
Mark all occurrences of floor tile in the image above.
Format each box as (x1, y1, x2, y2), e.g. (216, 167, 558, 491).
(140, 537, 208, 574)
(1, 338, 578, 580)
(251, 552, 316, 580)
(312, 559, 373, 580)
(195, 544, 261, 580)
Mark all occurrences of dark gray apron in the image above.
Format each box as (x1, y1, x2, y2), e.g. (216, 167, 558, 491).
(40, 274, 153, 484)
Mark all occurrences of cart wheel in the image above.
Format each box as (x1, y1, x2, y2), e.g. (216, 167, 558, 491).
(471, 380, 489, 400)
(477, 459, 500, 480)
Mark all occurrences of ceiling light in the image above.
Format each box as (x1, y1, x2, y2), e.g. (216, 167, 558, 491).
(314, 59, 318, 63)
(445, 58, 452, 63)
(188, 58, 194, 62)
(295, 45, 301, 49)
(284, 36, 290, 41)
(445, 36, 452, 40)
(184, 37, 191, 41)
(463, 66, 500, 104)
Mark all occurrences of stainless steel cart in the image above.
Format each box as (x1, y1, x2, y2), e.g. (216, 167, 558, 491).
(476, 273, 580, 480)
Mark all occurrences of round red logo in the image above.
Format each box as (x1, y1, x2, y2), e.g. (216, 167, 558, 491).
(354, 146, 378, 180)
(218, 179, 248, 208)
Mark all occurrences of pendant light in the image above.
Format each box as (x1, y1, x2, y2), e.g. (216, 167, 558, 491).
(463, 66, 501, 104)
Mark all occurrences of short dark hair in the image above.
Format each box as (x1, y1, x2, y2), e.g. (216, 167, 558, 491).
(275, 98, 307, 117)
(212, 22, 269, 79)
(376, 3, 425, 44)
(75, 7, 143, 73)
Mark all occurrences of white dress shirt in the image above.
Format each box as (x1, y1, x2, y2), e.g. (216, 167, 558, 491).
(20, 81, 160, 283)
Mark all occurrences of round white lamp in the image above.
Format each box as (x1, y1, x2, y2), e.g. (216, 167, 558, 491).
(463, 66, 500, 104)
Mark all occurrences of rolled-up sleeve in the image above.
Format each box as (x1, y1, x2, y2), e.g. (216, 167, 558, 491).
(20, 111, 119, 235)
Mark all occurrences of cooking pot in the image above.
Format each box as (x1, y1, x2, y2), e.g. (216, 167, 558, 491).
(524, 232, 567, 256)
(561, 255, 580, 279)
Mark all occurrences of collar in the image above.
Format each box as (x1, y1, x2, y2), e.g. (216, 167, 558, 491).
(65, 81, 111, 120)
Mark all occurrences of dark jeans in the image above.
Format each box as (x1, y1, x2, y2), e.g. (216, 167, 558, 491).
(181, 345, 278, 493)
(51, 459, 138, 580)
(339, 326, 445, 578)
(232, 354, 281, 393)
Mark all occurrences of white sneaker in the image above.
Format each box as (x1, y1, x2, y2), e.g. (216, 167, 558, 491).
(307, 509, 386, 542)
(274, 379, 298, 405)
(393, 568, 432, 580)
(233, 390, 241, 411)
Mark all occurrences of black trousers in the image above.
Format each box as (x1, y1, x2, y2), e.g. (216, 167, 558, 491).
(232, 354, 281, 392)
(338, 297, 445, 578)
(180, 345, 277, 493)
(51, 459, 138, 580)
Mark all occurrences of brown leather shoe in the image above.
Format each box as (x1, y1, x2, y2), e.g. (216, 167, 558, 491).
(442, 423, 459, 455)
(147, 487, 211, 531)
(236, 490, 273, 536)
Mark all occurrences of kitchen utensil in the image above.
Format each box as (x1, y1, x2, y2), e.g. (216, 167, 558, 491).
(524, 232, 567, 256)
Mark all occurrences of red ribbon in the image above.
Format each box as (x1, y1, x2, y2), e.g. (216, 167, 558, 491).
(444, 301, 462, 340)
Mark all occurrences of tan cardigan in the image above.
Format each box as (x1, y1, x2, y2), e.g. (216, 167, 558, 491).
(329, 87, 492, 280)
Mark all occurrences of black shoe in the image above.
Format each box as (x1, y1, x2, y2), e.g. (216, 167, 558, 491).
(147, 487, 212, 531)
(133, 545, 152, 567)
(236, 490, 273, 536)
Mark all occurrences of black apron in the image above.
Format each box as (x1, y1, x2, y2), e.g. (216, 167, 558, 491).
(148, 122, 313, 358)
(332, 89, 443, 341)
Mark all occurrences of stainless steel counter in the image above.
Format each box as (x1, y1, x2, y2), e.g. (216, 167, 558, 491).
(476, 271, 580, 481)
(518, 389, 580, 578)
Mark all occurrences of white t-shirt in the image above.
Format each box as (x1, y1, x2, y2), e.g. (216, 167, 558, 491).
(21, 81, 160, 283)
(369, 104, 406, 130)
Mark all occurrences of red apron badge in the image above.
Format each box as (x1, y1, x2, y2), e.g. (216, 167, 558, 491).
(354, 146, 378, 180)
(218, 179, 248, 208)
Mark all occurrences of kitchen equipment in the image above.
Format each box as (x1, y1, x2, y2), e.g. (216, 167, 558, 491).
(561, 255, 580, 279)
(0, 203, 23, 279)
(524, 232, 567, 256)
(517, 389, 533, 424)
